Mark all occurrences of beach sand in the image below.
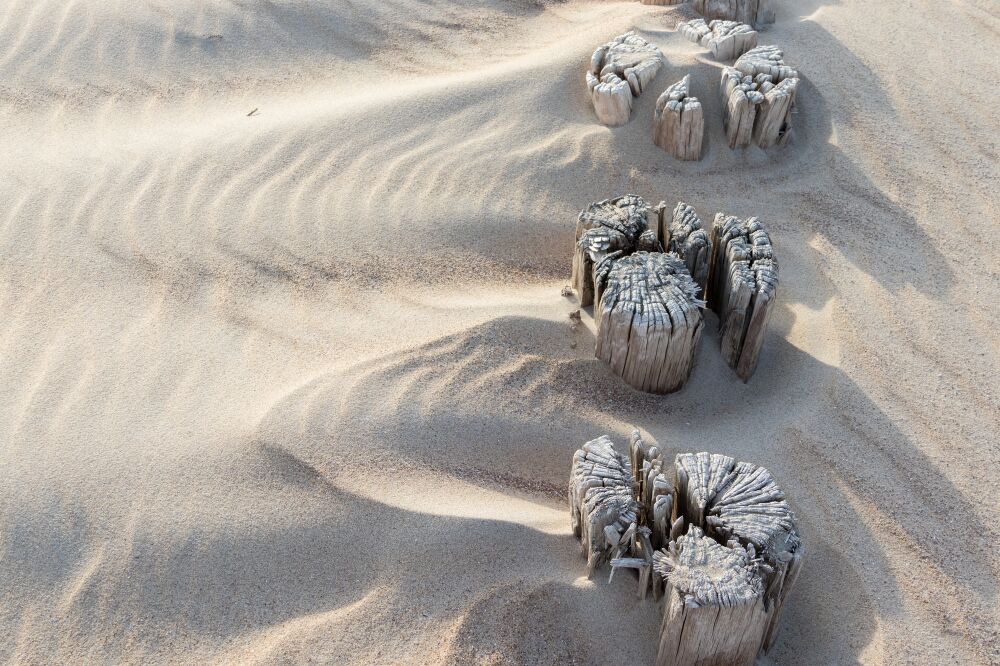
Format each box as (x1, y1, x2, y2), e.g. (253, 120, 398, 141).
(1, 0, 998, 663)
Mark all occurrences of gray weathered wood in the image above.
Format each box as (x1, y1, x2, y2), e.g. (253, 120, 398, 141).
(568, 435, 639, 576)
(674, 452, 803, 652)
(666, 202, 712, 297)
(653, 75, 704, 161)
(706, 213, 778, 380)
(587, 32, 663, 126)
(653, 526, 769, 666)
(571, 195, 653, 307)
(719, 46, 800, 148)
(679, 18, 758, 60)
(570, 438, 803, 662)
(720, 67, 763, 148)
(593, 252, 705, 394)
(693, 0, 775, 28)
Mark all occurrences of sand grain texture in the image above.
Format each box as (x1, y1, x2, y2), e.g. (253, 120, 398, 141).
(1, 0, 998, 664)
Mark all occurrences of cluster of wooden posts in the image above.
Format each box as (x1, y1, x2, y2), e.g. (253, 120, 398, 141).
(569, 432, 802, 666)
(585, 0, 799, 158)
(571, 195, 777, 393)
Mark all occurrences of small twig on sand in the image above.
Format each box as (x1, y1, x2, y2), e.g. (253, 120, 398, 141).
(247, 108, 259, 117)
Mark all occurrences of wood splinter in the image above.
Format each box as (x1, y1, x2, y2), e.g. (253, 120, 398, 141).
(587, 32, 663, 126)
(706, 213, 778, 380)
(679, 18, 758, 61)
(665, 202, 712, 297)
(653, 75, 704, 161)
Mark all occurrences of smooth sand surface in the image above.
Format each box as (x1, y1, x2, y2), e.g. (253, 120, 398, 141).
(2, 0, 998, 663)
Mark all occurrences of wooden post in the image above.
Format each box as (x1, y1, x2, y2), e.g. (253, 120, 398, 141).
(653, 526, 769, 665)
(572, 195, 654, 307)
(693, 0, 775, 28)
(679, 18, 758, 61)
(706, 213, 778, 380)
(570, 437, 803, 661)
(720, 46, 799, 149)
(593, 252, 705, 394)
(587, 32, 663, 126)
(666, 202, 712, 298)
(720, 67, 763, 149)
(652, 75, 704, 161)
(674, 452, 803, 652)
(568, 436, 639, 576)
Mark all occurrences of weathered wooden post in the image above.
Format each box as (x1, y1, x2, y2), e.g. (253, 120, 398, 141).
(693, 0, 775, 28)
(593, 252, 705, 394)
(721, 46, 800, 149)
(679, 18, 758, 60)
(665, 202, 712, 297)
(570, 434, 803, 665)
(568, 435, 639, 575)
(587, 32, 663, 126)
(571, 195, 658, 307)
(653, 75, 704, 161)
(706, 213, 778, 381)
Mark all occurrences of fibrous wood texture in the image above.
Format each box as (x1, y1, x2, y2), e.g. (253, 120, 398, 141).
(665, 202, 711, 297)
(674, 452, 803, 652)
(571, 195, 656, 307)
(679, 18, 758, 61)
(594, 252, 704, 394)
(720, 47, 800, 149)
(706, 213, 778, 380)
(653, 526, 768, 666)
(693, 0, 775, 28)
(587, 32, 663, 126)
(720, 67, 763, 148)
(568, 436, 639, 576)
(652, 75, 704, 161)
(641, 0, 686, 4)
(569, 435, 803, 663)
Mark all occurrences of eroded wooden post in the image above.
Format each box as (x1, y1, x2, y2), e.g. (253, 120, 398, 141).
(679, 18, 758, 60)
(570, 436, 803, 663)
(706, 213, 778, 380)
(653, 75, 704, 161)
(693, 0, 775, 27)
(587, 32, 663, 126)
(593, 252, 704, 394)
(571, 195, 654, 307)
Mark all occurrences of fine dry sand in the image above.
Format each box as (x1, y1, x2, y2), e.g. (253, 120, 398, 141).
(1, 0, 998, 664)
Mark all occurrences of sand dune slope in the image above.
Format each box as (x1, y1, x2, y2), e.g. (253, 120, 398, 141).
(1, 0, 998, 664)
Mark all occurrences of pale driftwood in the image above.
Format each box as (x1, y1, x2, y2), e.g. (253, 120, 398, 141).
(674, 452, 803, 651)
(717, 46, 800, 148)
(693, 0, 775, 28)
(666, 202, 712, 297)
(754, 76, 798, 148)
(720, 67, 763, 148)
(679, 18, 757, 61)
(570, 437, 803, 660)
(735, 45, 798, 82)
(571, 195, 653, 307)
(653, 526, 769, 666)
(706, 213, 778, 380)
(629, 431, 673, 552)
(587, 32, 663, 126)
(652, 75, 704, 161)
(593, 252, 704, 394)
(568, 436, 639, 576)
(641, 0, 686, 4)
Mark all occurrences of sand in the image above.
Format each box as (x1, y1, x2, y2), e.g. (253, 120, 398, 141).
(1, 0, 998, 663)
